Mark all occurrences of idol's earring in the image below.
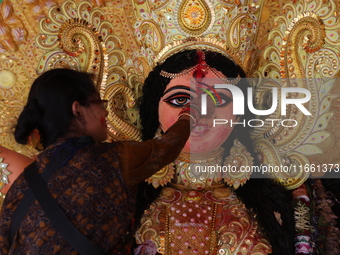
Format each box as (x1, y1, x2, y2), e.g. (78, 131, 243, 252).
(147, 126, 174, 188)
(223, 139, 254, 189)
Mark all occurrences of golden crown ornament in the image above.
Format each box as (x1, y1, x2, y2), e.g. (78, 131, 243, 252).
(132, 0, 261, 73)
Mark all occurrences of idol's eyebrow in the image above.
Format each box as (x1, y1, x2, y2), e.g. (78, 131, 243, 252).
(163, 85, 196, 96)
(196, 81, 232, 93)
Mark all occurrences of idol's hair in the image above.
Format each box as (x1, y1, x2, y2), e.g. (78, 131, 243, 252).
(15, 68, 98, 149)
(137, 50, 294, 254)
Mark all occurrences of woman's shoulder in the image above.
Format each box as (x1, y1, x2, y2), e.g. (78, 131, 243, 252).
(92, 141, 119, 152)
(75, 141, 120, 162)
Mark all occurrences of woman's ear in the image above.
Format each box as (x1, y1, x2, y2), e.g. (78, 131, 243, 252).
(72, 101, 82, 118)
(28, 128, 42, 150)
(72, 101, 87, 128)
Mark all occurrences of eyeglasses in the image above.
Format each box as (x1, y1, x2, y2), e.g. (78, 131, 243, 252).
(86, 99, 108, 110)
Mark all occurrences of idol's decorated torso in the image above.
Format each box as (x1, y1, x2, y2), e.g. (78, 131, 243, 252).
(135, 149, 272, 255)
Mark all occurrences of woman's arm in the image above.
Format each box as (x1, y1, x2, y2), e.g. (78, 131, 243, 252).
(117, 117, 191, 192)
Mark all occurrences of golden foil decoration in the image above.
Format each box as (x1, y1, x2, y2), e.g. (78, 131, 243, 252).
(0, 0, 339, 189)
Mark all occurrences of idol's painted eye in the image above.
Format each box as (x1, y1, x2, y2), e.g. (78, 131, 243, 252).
(213, 93, 233, 107)
(163, 92, 192, 107)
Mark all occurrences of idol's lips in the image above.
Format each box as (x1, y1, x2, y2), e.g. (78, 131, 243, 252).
(192, 124, 210, 135)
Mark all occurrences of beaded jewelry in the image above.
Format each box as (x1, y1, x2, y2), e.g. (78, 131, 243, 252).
(160, 64, 241, 85)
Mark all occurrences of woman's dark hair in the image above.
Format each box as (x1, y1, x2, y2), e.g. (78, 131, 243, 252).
(15, 68, 98, 149)
(136, 50, 294, 254)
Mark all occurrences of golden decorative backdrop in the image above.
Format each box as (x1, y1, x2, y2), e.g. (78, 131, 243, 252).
(0, 0, 339, 188)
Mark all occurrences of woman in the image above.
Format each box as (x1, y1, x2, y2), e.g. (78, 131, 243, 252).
(0, 68, 200, 254)
(135, 50, 295, 254)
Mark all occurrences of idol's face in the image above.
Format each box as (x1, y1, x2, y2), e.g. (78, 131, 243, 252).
(158, 69, 237, 154)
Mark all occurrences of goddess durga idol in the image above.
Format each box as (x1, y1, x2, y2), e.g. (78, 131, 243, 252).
(134, 49, 294, 255)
